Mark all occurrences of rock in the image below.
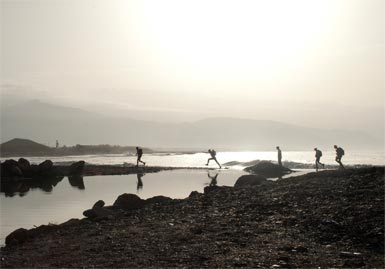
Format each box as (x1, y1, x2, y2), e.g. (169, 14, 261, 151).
(340, 251, 362, 258)
(93, 200, 105, 209)
(204, 185, 221, 194)
(83, 209, 98, 218)
(68, 161, 85, 175)
(5, 228, 29, 246)
(189, 191, 200, 198)
(234, 174, 267, 188)
(295, 246, 308, 253)
(11, 165, 23, 177)
(1, 159, 22, 178)
(145, 196, 172, 205)
(18, 158, 31, 175)
(244, 161, 291, 178)
(61, 218, 80, 226)
(38, 160, 54, 174)
(83, 207, 114, 221)
(113, 193, 144, 210)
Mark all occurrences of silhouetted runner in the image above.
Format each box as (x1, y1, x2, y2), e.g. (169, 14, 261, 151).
(206, 149, 221, 168)
(207, 172, 218, 186)
(314, 147, 325, 171)
(334, 145, 345, 169)
(276, 146, 282, 166)
(136, 147, 146, 167)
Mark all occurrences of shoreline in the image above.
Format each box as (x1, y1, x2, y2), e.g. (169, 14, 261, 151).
(1, 167, 383, 268)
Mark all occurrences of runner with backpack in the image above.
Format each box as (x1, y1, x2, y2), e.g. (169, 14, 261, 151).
(136, 146, 146, 167)
(206, 149, 222, 169)
(334, 145, 345, 169)
(314, 147, 325, 171)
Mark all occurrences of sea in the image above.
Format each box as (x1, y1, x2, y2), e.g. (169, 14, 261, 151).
(1, 150, 384, 168)
(1, 150, 384, 244)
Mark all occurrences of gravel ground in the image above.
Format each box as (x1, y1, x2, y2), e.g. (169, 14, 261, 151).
(1, 167, 384, 268)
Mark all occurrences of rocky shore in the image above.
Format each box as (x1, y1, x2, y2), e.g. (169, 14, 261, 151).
(1, 167, 384, 268)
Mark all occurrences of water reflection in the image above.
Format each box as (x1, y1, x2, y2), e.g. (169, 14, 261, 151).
(68, 175, 85, 190)
(207, 172, 218, 186)
(0, 175, 64, 197)
(137, 172, 144, 192)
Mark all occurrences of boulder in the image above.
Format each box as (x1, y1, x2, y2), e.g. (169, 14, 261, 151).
(93, 200, 105, 209)
(5, 228, 29, 246)
(234, 174, 267, 188)
(145, 196, 172, 205)
(83, 209, 98, 218)
(83, 207, 113, 221)
(204, 185, 221, 194)
(188, 191, 201, 198)
(1, 159, 22, 178)
(113, 193, 144, 210)
(68, 161, 85, 175)
(244, 161, 291, 178)
(38, 160, 54, 175)
(18, 158, 31, 175)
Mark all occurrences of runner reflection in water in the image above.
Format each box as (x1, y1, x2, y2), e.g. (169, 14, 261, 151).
(207, 172, 218, 186)
(137, 172, 144, 192)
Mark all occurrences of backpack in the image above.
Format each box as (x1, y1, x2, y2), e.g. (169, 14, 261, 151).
(318, 150, 322, 157)
(337, 147, 344, 156)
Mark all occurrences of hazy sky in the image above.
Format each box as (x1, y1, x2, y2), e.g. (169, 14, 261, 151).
(1, 0, 384, 136)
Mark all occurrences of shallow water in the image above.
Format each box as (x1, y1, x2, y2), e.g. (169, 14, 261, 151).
(1, 169, 250, 244)
(1, 150, 384, 167)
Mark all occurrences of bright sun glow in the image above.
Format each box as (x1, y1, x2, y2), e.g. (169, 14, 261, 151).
(130, 0, 336, 76)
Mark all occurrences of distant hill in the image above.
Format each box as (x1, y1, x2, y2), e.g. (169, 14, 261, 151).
(1, 100, 382, 151)
(0, 138, 53, 156)
(0, 138, 152, 157)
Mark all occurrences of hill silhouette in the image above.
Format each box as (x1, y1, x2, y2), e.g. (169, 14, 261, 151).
(0, 138, 53, 156)
(1, 100, 382, 150)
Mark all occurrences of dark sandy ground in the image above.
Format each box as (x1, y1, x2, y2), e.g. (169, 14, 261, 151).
(1, 167, 384, 268)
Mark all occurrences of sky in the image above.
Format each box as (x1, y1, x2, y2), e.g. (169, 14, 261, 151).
(1, 0, 384, 138)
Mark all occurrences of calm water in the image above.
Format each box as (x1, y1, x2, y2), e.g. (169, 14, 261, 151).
(1, 169, 249, 244)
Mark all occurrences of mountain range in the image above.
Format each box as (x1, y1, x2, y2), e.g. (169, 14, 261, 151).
(1, 100, 381, 150)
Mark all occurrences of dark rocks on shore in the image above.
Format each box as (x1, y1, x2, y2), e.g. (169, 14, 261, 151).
(0, 159, 87, 195)
(1, 159, 22, 179)
(38, 160, 54, 174)
(83, 200, 114, 221)
(17, 158, 31, 175)
(1, 167, 384, 268)
(5, 228, 29, 246)
(244, 160, 292, 178)
(113, 193, 145, 210)
(145, 195, 172, 205)
(234, 174, 268, 187)
(68, 161, 85, 176)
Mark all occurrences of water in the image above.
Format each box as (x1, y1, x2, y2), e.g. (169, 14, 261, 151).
(0, 169, 247, 244)
(1, 150, 384, 167)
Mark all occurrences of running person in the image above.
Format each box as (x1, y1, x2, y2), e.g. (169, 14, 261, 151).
(206, 149, 221, 169)
(136, 147, 146, 167)
(314, 147, 325, 171)
(334, 145, 345, 169)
